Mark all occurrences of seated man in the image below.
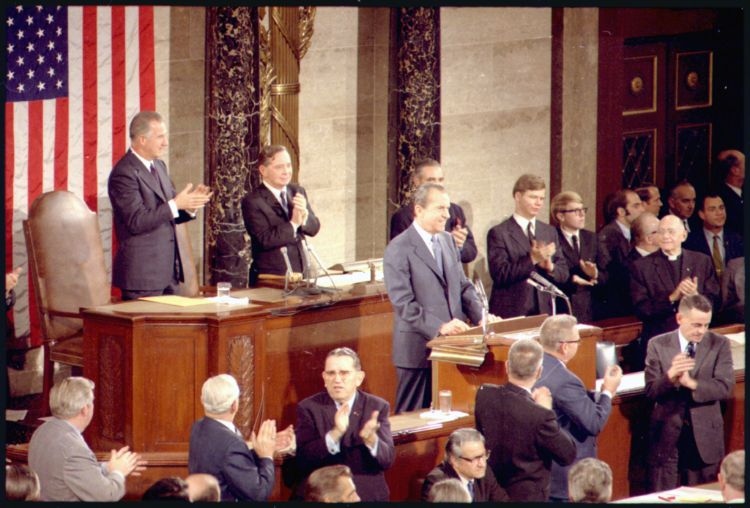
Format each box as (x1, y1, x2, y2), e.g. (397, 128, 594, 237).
(141, 477, 190, 501)
(427, 478, 472, 503)
(684, 193, 743, 279)
(185, 474, 221, 502)
(28, 377, 145, 501)
(667, 180, 698, 233)
(188, 374, 289, 501)
(718, 450, 744, 503)
(303, 465, 361, 503)
(567, 458, 613, 503)
(5, 464, 41, 501)
(295, 347, 395, 501)
(475, 339, 576, 501)
(421, 428, 508, 501)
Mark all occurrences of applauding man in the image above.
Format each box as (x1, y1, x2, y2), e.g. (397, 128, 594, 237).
(294, 348, 395, 501)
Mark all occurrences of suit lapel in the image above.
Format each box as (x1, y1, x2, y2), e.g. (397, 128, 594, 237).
(408, 226, 446, 283)
(692, 332, 713, 375)
(259, 186, 288, 221)
(508, 219, 531, 252)
(653, 253, 674, 291)
(132, 154, 168, 202)
(557, 228, 578, 266)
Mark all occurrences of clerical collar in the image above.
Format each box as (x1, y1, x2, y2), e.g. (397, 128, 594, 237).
(635, 246, 652, 257)
(661, 249, 681, 261)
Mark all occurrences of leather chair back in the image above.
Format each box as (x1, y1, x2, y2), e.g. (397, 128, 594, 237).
(23, 191, 110, 341)
(175, 222, 199, 297)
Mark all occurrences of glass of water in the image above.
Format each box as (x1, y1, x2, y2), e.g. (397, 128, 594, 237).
(217, 282, 231, 300)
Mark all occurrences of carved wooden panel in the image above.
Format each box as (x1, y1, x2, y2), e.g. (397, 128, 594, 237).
(623, 54, 657, 115)
(675, 50, 713, 110)
(228, 335, 255, 436)
(675, 122, 712, 183)
(99, 334, 125, 442)
(622, 129, 656, 188)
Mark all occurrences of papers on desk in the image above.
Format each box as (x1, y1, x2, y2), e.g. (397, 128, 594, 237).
(724, 331, 745, 346)
(314, 270, 384, 289)
(595, 371, 644, 394)
(613, 486, 724, 503)
(6, 409, 27, 422)
(205, 295, 251, 306)
(139, 295, 211, 307)
(419, 409, 470, 422)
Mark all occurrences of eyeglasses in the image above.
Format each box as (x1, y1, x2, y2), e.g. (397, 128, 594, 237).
(559, 340, 581, 344)
(560, 207, 588, 215)
(458, 451, 491, 464)
(323, 370, 355, 380)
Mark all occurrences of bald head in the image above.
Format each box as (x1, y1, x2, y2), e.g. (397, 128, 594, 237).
(657, 214, 687, 256)
(186, 474, 220, 502)
(631, 212, 660, 252)
(718, 149, 745, 186)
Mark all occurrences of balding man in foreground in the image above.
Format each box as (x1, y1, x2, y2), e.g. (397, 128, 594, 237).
(718, 450, 745, 503)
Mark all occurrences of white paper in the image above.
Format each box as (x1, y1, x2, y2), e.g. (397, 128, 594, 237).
(205, 295, 250, 306)
(596, 371, 645, 394)
(419, 409, 470, 422)
(612, 485, 724, 503)
(6, 409, 27, 421)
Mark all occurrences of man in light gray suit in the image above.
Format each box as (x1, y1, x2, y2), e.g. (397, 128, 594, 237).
(28, 377, 145, 501)
(384, 183, 491, 413)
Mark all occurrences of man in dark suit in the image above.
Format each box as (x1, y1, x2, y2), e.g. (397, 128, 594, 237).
(109, 111, 211, 300)
(630, 215, 721, 369)
(421, 428, 509, 501)
(534, 315, 623, 501)
(684, 194, 743, 279)
(241, 145, 320, 286)
(294, 347, 395, 501)
(384, 184, 489, 413)
(596, 189, 644, 319)
(389, 158, 477, 264)
(188, 374, 291, 501)
(635, 183, 664, 216)
(667, 180, 698, 234)
(644, 294, 735, 491)
(487, 174, 569, 318)
(550, 191, 609, 324)
(715, 150, 744, 235)
(475, 339, 576, 502)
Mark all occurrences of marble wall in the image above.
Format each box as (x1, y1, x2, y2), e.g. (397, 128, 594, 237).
(440, 7, 552, 283)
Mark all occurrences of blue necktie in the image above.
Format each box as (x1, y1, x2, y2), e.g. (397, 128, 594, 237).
(280, 191, 289, 219)
(431, 235, 443, 276)
(685, 341, 696, 358)
(467, 480, 474, 500)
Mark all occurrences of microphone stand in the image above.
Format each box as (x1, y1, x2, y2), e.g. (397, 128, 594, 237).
(304, 239, 339, 294)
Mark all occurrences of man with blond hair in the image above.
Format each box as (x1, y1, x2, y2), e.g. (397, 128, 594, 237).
(28, 377, 145, 501)
(567, 458, 613, 503)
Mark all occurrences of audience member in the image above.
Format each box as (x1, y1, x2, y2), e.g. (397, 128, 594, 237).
(188, 374, 288, 501)
(487, 174, 568, 318)
(185, 473, 220, 502)
(475, 339, 576, 501)
(294, 347, 395, 501)
(304, 465, 361, 503)
(534, 315, 622, 501)
(28, 377, 145, 501)
(384, 184, 488, 413)
(718, 450, 745, 503)
(241, 144, 320, 286)
(551, 191, 609, 323)
(421, 428, 508, 502)
(5, 464, 41, 501)
(720, 257, 745, 324)
(597, 189, 643, 319)
(427, 478, 472, 503)
(635, 183, 664, 216)
(390, 158, 477, 263)
(629, 212, 661, 261)
(684, 193, 743, 278)
(142, 477, 190, 501)
(715, 150, 744, 235)
(630, 215, 720, 368)
(567, 458, 613, 503)
(644, 295, 734, 492)
(667, 180, 697, 233)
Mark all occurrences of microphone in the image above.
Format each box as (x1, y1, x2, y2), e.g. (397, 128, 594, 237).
(530, 272, 567, 298)
(302, 238, 338, 293)
(526, 278, 547, 292)
(280, 246, 294, 294)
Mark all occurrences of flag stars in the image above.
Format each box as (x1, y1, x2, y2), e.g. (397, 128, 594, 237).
(16, 6, 23, 13)
(6, 17, 14, 27)
(55, 79, 63, 89)
(55, 26, 62, 36)
(7, 70, 14, 80)
(7, 43, 14, 53)
(15, 55, 24, 66)
(36, 5, 43, 11)
(36, 28, 44, 37)
(47, 40, 54, 50)
(26, 69, 35, 79)
(36, 54, 44, 64)
(16, 29, 24, 39)
(26, 42, 35, 52)
(55, 53, 62, 62)
(25, 15, 33, 25)
(16, 83, 24, 92)
(47, 67, 54, 77)
(46, 13, 53, 24)
(36, 81, 46, 91)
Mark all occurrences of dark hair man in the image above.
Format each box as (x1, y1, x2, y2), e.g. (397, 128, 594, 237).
(683, 193, 743, 279)
(304, 465, 360, 503)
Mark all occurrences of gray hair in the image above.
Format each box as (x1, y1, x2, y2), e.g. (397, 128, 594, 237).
(720, 450, 745, 492)
(201, 374, 240, 414)
(507, 339, 543, 380)
(678, 293, 713, 314)
(538, 314, 578, 350)
(568, 458, 613, 503)
(427, 478, 471, 503)
(326, 347, 362, 371)
(413, 183, 446, 209)
(632, 212, 659, 243)
(49, 376, 95, 419)
(129, 111, 163, 139)
(445, 428, 485, 460)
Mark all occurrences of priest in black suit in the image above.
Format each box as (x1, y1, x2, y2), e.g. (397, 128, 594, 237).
(294, 348, 394, 501)
(241, 145, 320, 286)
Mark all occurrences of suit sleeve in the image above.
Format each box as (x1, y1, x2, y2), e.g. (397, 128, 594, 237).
(223, 441, 275, 501)
(552, 376, 612, 437)
(535, 409, 576, 466)
(644, 339, 678, 401)
(390, 209, 412, 241)
(450, 237, 484, 325)
(594, 237, 610, 285)
(108, 167, 175, 236)
(295, 402, 332, 473)
(692, 337, 735, 404)
(368, 402, 395, 471)
(241, 195, 298, 250)
(630, 262, 675, 321)
(487, 227, 535, 286)
(62, 446, 125, 501)
(483, 467, 510, 501)
(547, 233, 569, 285)
(452, 206, 478, 263)
(298, 188, 320, 237)
(698, 258, 721, 310)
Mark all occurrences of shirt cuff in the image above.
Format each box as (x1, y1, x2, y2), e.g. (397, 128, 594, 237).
(601, 390, 613, 399)
(168, 199, 179, 218)
(108, 470, 125, 481)
(367, 438, 379, 457)
(325, 431, 341, 455)
(290, 221, 300, 234)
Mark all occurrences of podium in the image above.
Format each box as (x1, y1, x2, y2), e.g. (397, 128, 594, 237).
(428, 315, 603, 413)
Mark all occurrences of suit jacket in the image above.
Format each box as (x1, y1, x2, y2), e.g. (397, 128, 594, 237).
(720, 257, 745, 324)
(556, 227, 610, 324)
(241, 183, 320, 285)
(188, 417, 275, 501)
(294, 390, 395, 502)
(644, 330, 735, 467)
(630, 249, 720, 342)
(28, 418, 125, 501)
(109, 150, 193, 291)
(487, 217, 569, 318)
(683, 227, 743, 270)
(534, 353, 613, 499)
(596, 220, 633, 319)
(717, 183, 744, 235)
(390, 202, 478, 263)
(384, 225, 484, 369)
(475, 383, 576, 502)
(420, 461, 509, 502)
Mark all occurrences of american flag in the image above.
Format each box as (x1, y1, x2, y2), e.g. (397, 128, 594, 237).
(5, 5, 156, 346)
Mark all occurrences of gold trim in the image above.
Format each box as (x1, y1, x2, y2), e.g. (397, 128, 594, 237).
(270, 82, 301, 95)
(623, 55, 657, 116)
(675, 50, 713, 111)
(622, 128, 657, 184)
